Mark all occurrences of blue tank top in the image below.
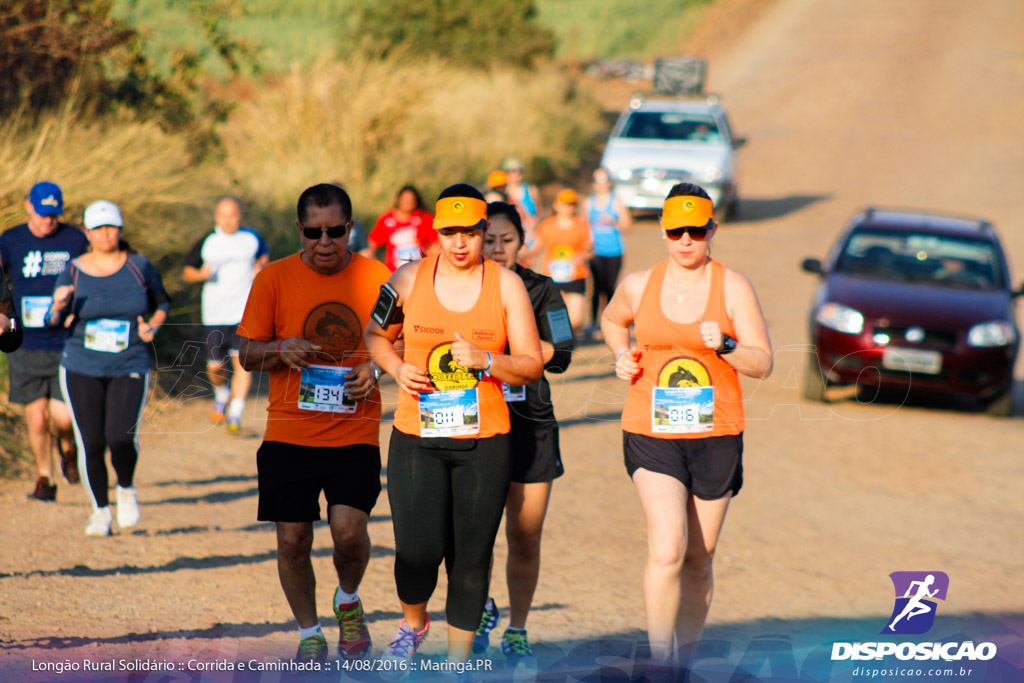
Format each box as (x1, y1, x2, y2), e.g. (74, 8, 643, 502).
(588, 194, 623, 257)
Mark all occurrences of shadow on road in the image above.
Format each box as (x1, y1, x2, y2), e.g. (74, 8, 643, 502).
(734, 194, 831, 223)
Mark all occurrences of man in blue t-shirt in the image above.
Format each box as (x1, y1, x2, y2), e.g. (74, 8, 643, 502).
(0, 182, 89, 501)
(183, 196, 269, 433)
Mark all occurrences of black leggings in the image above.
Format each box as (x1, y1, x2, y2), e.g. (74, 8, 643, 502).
(590, 255, 623, 323)
(388, 430, 511, 631)
(59, 368, 148, 508)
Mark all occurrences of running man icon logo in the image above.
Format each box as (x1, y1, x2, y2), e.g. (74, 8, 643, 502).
(882, 571, 949, 635)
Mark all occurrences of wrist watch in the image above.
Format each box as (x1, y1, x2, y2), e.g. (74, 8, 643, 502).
(718, 334, 738, 355)
(371, 363, 382, 383)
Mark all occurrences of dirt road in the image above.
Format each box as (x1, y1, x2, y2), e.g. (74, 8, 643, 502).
(2, 0, 1022, 680)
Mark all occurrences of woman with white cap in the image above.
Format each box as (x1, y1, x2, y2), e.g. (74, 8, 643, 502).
(47, 200, 171, 537)
(602, 183, 772, 669)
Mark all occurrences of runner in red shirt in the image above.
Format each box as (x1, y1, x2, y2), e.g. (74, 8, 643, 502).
(363, 185, 437, 271)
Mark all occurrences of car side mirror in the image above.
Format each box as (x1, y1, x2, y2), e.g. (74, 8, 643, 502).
(801, 258, 824, 275)
(732, 136, 747, 149)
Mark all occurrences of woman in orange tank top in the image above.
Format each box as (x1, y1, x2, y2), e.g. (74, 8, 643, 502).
(365, 183, 542, 665)
(601, 183, 773, 669)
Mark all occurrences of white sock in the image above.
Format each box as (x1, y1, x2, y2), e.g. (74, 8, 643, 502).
(299, 624, 324, 640)
(214, 385, 231, 405)
(228, 398, 245, 419)
(335, 586, 359, 608)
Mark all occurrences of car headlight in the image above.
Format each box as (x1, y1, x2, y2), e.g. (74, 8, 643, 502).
(815, 303, 864, 334)
(967, 320, 1017, 347)
(616, 168, 633, 182)
(702, 166, 723, 183)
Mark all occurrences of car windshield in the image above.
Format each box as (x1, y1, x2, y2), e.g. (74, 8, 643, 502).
(620, 112, 722, 143)
(836, 228, 1004, 290)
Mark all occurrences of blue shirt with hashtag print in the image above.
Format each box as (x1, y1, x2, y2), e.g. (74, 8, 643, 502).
(0, 223, 88, 351)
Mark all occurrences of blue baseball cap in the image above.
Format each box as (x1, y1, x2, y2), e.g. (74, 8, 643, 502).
(29, 182, 64, 217)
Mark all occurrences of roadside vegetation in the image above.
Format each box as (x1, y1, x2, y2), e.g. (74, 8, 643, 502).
(0, 0, 710, 470)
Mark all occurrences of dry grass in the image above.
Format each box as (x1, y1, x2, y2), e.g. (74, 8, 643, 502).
(221, 52, 605, 216)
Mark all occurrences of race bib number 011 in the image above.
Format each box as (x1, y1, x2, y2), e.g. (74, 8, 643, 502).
(419, 388, 480, 437)
(83, 319, 131, 353)
(651, 386, 714, 433)
(298, 365, 356, 413)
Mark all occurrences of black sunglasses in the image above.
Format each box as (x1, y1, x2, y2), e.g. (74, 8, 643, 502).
(665, 225, 710, 241)
(301, 223, 350, 240)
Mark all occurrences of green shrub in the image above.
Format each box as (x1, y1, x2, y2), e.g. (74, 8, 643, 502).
(352, 0, 556, 69)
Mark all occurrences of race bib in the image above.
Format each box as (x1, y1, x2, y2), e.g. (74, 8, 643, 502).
(21, 296, 52, 328)
(395, 246, 421, 263)
(419, 388, 480, 437)
(549, 259, 574, 283)
(83, 319, 131, 353)
(298, 365, 356, 413)
(651, 386, 714, 433)
(502, 383, 526, 402)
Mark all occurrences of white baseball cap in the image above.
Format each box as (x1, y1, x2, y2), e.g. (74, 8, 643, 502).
(83, 200, 124, 230)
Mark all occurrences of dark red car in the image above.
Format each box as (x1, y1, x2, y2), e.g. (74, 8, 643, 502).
(801, 208, 1022, 415)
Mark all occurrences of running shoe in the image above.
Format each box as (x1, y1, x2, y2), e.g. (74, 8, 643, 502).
(472, 597, 500, 654)
(116, 485, 141, 528)
(501, 629, 535, 667)
(210, 401, 227, 424)
(381, 616, 429, 669)
(226, 417, 241, 434)
(27, 476, 57, 502)
(333, 591, 371, 659)
(295, 633, 328, 662)
(60, 445, 80, 484)
(85, 506, 113, 537)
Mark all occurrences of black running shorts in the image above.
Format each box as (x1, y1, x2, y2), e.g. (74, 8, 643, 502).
(257, 440, 381, 521)
(509, 422, 564, 484)
(204, 324, 243, 364)
(623, 431, 743, 500)
(7, 349, 63, 405)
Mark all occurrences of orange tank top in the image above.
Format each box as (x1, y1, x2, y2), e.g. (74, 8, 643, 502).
(393, 254, 510, 439)
(621, 259, 745, 438)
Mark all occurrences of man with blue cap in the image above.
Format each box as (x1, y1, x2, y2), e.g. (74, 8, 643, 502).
(0, 182, 88, 501)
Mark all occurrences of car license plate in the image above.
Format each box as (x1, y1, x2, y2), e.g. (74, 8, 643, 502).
(882, 347, 942, 374)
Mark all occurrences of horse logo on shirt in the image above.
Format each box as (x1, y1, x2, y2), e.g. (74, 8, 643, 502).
(657, 357, 711, 388)
(427, 342, 479, 391)
(302, 302, 362, 360)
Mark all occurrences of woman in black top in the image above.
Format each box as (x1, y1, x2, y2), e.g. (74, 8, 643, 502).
(473, 201, 575, 664)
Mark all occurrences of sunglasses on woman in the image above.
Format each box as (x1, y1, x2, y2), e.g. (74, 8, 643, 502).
(301, 223, 350, 240)
(664, 225, 710, 241)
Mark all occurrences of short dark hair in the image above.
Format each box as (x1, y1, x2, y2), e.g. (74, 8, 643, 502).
(666, 183, 712, 202)
(437, 183, 485, 202)
(486, 201, 525, 244)
(216, 195, 244, 213)
(395, 185, 424, 211)
(297, 183, 352, 224)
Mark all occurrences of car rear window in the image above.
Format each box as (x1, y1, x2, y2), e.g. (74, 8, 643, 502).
(620, 112, 721, 143)
(836, 229, 1004, 290)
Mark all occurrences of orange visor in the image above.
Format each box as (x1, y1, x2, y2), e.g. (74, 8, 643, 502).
(662, 195, 714, 229)
(434, 196, 488, 230)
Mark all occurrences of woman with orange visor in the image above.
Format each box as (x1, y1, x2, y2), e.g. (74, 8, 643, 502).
(601, 183, 772, 669)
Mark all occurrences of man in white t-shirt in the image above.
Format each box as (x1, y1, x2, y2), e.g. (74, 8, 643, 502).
(183, 196, 270, 432)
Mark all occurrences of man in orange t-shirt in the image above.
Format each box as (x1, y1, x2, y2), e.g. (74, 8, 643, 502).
(238, 183, 390, 663)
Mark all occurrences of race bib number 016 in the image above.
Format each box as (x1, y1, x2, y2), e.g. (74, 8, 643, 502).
(298, 365, 356, 413)
(83, 319, 131, 353)
(651, 386, 714, 433)
(419, 388, 480, 437)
